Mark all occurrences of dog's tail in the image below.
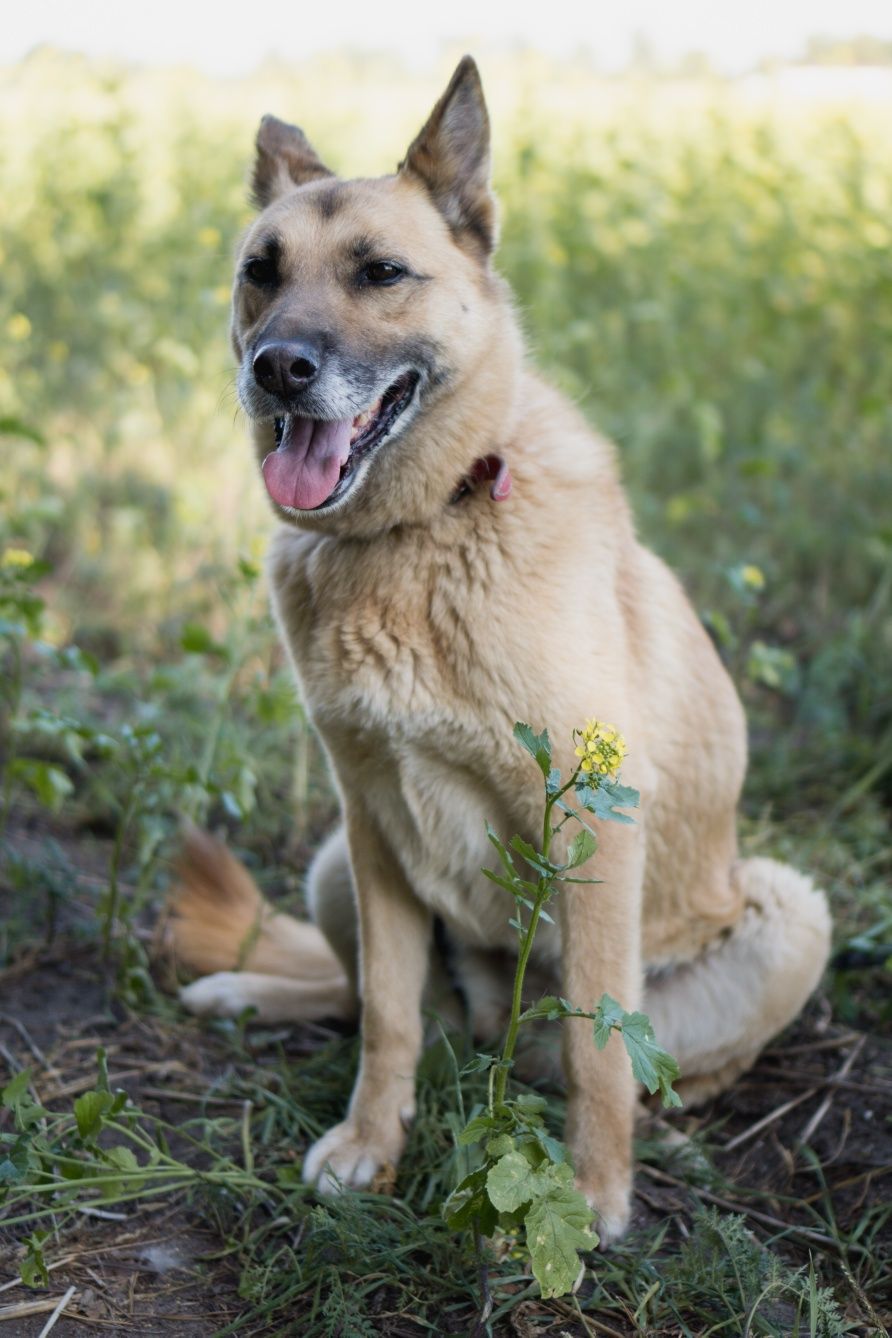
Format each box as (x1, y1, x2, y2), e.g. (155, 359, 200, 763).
(167, 827, 354, 1022)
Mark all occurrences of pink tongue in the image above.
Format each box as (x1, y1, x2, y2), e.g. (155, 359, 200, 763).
(262, 416, 353, 511)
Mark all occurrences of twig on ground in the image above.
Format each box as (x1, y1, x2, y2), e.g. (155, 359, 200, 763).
(725, 1034, 868, 1156)
(724, 1088, 819, 1152)
(36, 1286, 76, 1338)
(800, 1164, 890, 1206)
(798, 1035, 865, 1149)
(47, 1059, 191, 1101)
(139, 1086, 241, 1106)
(764, 1033, 861, 1058)
(0, 1013, 48, 1066)
(638, 1163, 849, 1253)
(0, 1297, 66, 1323)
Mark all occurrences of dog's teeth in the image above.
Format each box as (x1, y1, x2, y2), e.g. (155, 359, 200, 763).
(350, 398, 384, 445)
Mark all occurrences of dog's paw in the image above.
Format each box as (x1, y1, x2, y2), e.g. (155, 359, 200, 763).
(303, 1117, 409, 1194)
(179, 972, 254, 1018)
(575, 1175, 632, 1249)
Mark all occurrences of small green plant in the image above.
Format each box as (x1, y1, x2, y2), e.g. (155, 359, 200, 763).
(0, 1049, 275, 1240)
(444, 721, 681, 1299)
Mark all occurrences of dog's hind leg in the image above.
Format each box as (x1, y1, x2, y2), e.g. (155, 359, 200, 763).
(304, 825, 360, 990)
(643, 857, 831, 1104)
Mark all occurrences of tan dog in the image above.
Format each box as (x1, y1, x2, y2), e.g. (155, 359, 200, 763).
(172, 57, 831, 1242)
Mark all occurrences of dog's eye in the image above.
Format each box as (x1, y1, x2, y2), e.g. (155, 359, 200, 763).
(361, 261, 406, 286)
(243, 255, 278, 287)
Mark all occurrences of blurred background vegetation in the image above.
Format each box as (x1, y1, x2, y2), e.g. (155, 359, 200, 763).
(1, 44, 890, 988)
(1, 44, 890, 1334)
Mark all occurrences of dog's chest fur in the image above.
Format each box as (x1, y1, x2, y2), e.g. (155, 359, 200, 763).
(268, 517, 562, 955)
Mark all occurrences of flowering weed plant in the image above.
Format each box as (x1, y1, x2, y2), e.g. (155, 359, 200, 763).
(444, 721, 681, 1300)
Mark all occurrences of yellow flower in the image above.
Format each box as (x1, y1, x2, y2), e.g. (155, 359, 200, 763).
(741, 564, 765, 591)
(2, 547, 34, 569)
(6, 313, 32, 342)
(574, 720, 627, 780)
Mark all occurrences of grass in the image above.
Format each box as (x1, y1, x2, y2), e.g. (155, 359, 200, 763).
(0, 46, 890, 1336)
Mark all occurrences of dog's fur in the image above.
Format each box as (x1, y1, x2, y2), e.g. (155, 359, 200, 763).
(171, 57, 831, 1242)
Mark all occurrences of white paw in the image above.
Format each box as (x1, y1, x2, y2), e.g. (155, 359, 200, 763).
(576, 1177, 631, 1249)
(179, 972, 254, 1018)
(302, 1117, 408, 1194)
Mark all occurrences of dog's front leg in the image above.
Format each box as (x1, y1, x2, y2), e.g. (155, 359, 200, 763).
(303, 805, 431, 1193)
(560, 816, 645, 1245)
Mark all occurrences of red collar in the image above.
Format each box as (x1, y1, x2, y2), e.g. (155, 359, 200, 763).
(450, 454, 513, 505)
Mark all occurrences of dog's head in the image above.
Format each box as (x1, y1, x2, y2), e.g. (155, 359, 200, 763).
(231, 57, 521, 533)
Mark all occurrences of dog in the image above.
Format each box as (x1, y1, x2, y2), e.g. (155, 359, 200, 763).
(171, 56, 831, 1243)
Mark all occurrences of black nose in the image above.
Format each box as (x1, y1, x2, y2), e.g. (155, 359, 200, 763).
(253, 340, 320, 399)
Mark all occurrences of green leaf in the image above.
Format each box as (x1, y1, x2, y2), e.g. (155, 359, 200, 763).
(565, 828, 597, 869)
(536, 1133, 568, 1166)
(513, 722, 552, 778)
(485, 822, 518, 879)
(1, 1070, 47, 1130)
(0, 1134, 35, 1183)
(520, 995, 567, 1022)
(619, 1011, 683, 1108)
(0, 416, 45, 445)
(1, 1069, 32, 1112)
(74, 1090, 114, 1141)
(103, 1145, 139, 1173)
(509, 835, 557, 876)
(443, 1167, 498, 1233)
(9, 759, 74, 811)
(485, 1133, 516, 1159)
(514, 1093, 548, 1117)
(592, 995, 681, 1107)
(592, 993, 626, 1049)
(55, 644, 100, 676)
(524, 1184, 597, 1298)
(180, 622, 230, 660)
(460, 1053, 496, 1076)
(481, 868, 527, 899)
(458, 1114, 498, 1146)
(576, 777, 639, 824)
(487, 1150, 550, 1213)
(96, 1047, 110, 1093)
(21, 1232, 50, 1289)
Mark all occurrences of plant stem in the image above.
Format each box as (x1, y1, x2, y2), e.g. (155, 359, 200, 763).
(0, 635, 23, 843)
(102, 780, 139, 962)
(494, 891, 547, 1107)
(492, 789, 561, 1108)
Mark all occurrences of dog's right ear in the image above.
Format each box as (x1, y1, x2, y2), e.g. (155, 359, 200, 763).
(251, 115, 334, 208)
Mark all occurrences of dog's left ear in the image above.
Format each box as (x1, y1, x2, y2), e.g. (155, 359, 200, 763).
(399, 56, 497, 256)
(252, 115, 334, 208)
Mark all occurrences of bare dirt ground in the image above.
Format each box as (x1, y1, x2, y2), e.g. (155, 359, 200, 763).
(0, 948, 245, 1335)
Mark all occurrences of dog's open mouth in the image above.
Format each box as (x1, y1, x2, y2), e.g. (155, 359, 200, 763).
(262, 371, 419, 511)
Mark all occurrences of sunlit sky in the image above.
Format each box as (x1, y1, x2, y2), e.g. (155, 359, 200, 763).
(4, 0, 892, 74)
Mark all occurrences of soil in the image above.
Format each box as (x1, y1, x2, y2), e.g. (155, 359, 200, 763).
(0, 947, 248, 1336)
